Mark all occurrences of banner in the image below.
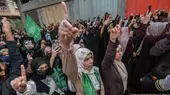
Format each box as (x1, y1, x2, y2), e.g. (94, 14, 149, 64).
(26, 15, 41, 42)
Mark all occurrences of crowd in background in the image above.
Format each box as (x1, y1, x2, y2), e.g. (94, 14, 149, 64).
(0, 6, 170, 95)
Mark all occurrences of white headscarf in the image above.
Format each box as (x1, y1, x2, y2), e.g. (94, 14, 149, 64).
(119, 27, 130, 55)
(74, 48, 93, 73)
(73, 44, 81, 53)
(136, 22, 167, 55)
(146, 22, 168, 36)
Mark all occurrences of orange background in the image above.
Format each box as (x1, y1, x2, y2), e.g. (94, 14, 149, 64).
(126, 0, 170, 18)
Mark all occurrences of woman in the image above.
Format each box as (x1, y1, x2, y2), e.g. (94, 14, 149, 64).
(131, 21, 168, 93)
(101, 23, 128, 95)
(12, 57, 64, 95)
(73, 46, 105, 95)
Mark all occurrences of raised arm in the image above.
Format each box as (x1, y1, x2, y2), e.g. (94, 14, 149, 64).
(101, 21, 122, 73)
(150, 37, 170, 56)
(58, 2, 78, 85)
(1, 18, 23, 91)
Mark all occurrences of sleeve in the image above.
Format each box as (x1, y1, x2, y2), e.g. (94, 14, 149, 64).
(132, 24, 148, 44)
(150, 38, 170, 56)
(5, 41, 23, 91)
(101, 40, 118, 73)
(16, 81, 37, 95)
(60, 47, 78, 85)
(155, 75, 170, 91)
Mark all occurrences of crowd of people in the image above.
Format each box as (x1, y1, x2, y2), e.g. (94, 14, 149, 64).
(0, 2, 170, 95)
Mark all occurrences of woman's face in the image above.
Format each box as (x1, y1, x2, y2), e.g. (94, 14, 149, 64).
(25, 41, 34, 50)
(0, 64, 6, 77)
(38, 64, 49, 71)
(41, 40, 46, 45)
(44, 47, 52, 56)
(83, 53, 93, 70)
(115, 48, 123, 61)
(133, 23, 139, 28)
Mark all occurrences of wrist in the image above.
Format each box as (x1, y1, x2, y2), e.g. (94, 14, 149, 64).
(51, 54, 56, 58)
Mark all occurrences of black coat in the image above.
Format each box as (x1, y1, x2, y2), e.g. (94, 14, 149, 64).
(131, 33, 166, 93)
(86, 27, 100, 66)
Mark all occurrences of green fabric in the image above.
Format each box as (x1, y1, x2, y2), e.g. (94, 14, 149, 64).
(26, 15, 41, 42)
(51, 65, 67, 91)
(82, 69, 100, 95)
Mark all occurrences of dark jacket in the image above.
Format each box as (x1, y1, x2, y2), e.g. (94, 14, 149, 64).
(140, 38, 170, 94)
(122, 24, 147, 77)
(101, 40, 124, 95)
(131, 31, 166, 93)
(0, 41, 23, 95)
(86, 27, 100, 67)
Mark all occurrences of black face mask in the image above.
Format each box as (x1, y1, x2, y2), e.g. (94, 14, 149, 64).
(37, 69, 49, 77)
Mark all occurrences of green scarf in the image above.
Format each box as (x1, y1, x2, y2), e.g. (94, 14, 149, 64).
(82, 69, 100, 95)
(51, 65, 68, 91)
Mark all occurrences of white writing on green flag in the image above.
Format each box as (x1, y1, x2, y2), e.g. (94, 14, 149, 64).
(26, 15, 41, 42)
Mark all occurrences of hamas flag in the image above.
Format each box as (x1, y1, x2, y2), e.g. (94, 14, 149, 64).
(26, 15, 41, 42)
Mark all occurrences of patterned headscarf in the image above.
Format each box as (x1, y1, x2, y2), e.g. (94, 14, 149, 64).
(74, 48, 93, 73)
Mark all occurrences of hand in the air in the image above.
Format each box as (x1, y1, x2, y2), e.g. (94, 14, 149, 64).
(59, 2, 78, 49)
(109, 20, 123, 42)
(103, 15, 112, 26)
(140, 12, 152, 25)
(11, 65, 27, 93)
(1, 17, 11, 33)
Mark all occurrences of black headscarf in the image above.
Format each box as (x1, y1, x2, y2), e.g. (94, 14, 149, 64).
(30, 57, 51, 94)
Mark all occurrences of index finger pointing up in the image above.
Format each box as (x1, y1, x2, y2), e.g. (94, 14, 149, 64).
(2, 17, 7, 23)
(61, 1, 68, 20)
(21, 65, 26, 77)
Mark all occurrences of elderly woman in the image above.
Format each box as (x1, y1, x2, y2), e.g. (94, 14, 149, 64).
(73, 46, 104, 95)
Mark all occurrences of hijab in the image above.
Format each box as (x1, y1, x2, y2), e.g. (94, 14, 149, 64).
(74, 48, 93, 73)
(30, 57, 52, 94)
(136, 22, 167, 55)
(31, 57, 50, 80)
(114, 45, 128, 92)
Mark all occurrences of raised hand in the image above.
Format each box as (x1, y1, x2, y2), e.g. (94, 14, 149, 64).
(59, 2, 78, 49)
(1, 17, 11, 33)
(103, 15, 112, 26)
(1, 17, 14, 41)
(11, 65, 27, 93)
(140, 12, 152, 24)
(109, 20, 122, 42)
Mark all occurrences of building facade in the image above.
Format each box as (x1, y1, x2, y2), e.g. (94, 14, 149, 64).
(0, 0, 23, 29)
(16, 0, 126, 27)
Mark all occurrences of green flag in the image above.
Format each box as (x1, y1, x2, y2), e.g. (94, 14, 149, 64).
(26, 15, 41, 42)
